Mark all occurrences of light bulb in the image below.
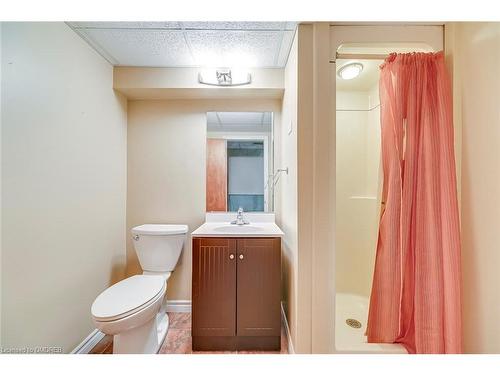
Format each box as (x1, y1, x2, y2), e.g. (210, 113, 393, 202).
(338, 63, 363, 80)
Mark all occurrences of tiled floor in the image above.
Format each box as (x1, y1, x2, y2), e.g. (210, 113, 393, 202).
(90, 312, 289, 354)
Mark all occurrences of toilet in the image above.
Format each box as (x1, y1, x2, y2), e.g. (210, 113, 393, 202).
(91, 224, 188, 354)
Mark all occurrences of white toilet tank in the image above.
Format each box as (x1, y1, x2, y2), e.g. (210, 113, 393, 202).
(131, 224, 188, 273)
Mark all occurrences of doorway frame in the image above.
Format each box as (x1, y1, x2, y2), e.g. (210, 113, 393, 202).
(325, 24, 444, 353)
(217, 135, 270, 212)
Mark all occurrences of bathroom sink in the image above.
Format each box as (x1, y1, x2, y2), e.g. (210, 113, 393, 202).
(191, 214, 284, 238)
(213, 225, 264, 234)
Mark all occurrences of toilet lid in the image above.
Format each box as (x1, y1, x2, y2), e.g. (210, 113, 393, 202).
(91, 275, 165, 321)
(131, 224, 188, 236)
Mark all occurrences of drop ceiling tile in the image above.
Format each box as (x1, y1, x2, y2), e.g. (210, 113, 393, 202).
(181, 22, 293, 30)
(218, 112, 265, 125)
(209, 124, 271, 133)
(69, 22, 297, 67)
(81, 29, 193, 66)
(70, 22, 182, 29)
(186, 30, 283, 67)
(207, 112, 273, 133)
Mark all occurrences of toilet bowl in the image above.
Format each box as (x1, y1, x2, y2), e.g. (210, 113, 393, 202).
(92, 275, 167, 353)
(91, 224, 187, 354)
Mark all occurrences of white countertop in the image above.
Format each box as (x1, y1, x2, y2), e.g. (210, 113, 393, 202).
(191, 212, 284, 238)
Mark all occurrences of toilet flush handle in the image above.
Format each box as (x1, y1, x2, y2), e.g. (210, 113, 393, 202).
(133, 234, 140, 241)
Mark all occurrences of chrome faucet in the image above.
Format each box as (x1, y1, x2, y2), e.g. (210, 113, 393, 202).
(231, 207, 249, 225)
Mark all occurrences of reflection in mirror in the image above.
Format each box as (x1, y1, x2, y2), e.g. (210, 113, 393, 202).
(206, 111, 274, 213)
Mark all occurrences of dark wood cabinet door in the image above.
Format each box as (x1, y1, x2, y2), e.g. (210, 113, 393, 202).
(192, 238, 237, 337)
(236, 238, 281, 337)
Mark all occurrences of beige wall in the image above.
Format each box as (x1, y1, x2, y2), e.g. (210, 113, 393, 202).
(266, 24, 335, 354)
(295, 24, 315, 354)
(277, 30, 298, 351)
(446, 22, 500, 354)
(1, 22, 127, 352)
(114, 66, 284, 100)
(277, 23, 335, 354)
(308, 23, 335, 353)
(287, 23, 334, 353)
(126, 99, 281, 300)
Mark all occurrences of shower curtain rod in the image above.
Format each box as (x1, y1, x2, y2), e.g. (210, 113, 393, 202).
(331, 53, 388, 63)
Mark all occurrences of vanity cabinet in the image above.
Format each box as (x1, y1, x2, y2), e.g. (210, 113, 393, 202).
(192, 237, 281, 351)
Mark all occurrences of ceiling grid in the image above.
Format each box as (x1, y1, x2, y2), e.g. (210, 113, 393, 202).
(66, 22, 297, 68)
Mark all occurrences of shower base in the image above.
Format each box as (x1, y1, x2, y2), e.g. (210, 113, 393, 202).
(334, 293, 407, 354)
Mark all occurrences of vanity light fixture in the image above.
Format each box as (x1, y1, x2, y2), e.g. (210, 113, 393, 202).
(337, 62, 364, 80)
(198, 68, 252, 86)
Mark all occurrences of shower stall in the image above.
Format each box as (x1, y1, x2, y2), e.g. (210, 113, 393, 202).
(331, 25, 444, 353)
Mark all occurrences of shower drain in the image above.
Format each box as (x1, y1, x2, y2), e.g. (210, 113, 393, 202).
(346, 318, 362, 329)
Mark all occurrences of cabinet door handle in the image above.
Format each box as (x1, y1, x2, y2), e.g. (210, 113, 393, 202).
(239, 254, 244, 260)
(229, 254, 235, 260)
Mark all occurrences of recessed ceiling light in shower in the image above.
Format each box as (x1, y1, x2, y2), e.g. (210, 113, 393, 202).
(337, 62, 364, 80)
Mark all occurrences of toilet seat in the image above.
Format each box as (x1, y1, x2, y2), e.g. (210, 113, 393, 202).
(92, 275, 166, 322)
(132, 224, 188, 236)
(92, 285, 166, 338)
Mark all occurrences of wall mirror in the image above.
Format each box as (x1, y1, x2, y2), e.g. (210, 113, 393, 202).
(206, 111, 274, 212)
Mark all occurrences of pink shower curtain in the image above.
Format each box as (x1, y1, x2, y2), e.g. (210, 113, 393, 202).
(366, 52, 462, 354)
